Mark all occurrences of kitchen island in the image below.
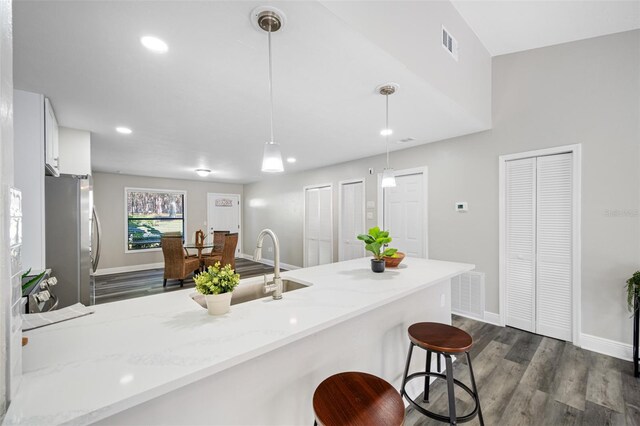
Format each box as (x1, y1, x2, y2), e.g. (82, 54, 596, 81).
(3, 257, 474, 425)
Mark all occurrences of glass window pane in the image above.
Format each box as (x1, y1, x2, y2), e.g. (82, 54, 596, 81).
(127, 218, 184, 250)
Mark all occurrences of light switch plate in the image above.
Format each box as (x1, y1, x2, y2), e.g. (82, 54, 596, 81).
(366, 201, 375, 209)
(366, 212, 374, 220)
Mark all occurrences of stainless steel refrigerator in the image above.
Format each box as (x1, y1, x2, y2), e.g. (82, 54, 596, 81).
(45, 174, 101, 308)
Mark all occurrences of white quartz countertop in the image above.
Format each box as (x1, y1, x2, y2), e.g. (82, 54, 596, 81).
(3, 257, 474, 425)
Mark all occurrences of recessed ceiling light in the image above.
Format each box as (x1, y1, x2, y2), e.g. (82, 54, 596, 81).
(116, 127, 132, 134)
(286, 157, 296, 163)
(195, 169, 211, 177)
(140, 36, 168, 53)
(380, 128, 393, 136)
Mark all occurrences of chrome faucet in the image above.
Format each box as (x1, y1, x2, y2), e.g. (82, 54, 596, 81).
(254, 229, 283, 300)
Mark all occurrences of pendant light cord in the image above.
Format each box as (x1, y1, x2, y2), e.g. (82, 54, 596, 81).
(385, 93, 390, 168)
(268, 30, 275, 144)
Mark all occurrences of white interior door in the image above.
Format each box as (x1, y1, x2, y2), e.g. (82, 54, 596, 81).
(339, 180, 365, 261)
(504, 153, 573, 340)
(505, 158, 537, 333)
(207, 193, 241, 256)
(304, 185, 332, 267)
(383, 173, 425, 258)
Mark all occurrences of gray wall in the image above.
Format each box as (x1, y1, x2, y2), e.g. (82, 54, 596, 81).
(93, 172, 243, 270)
(244, 30, 640, 345)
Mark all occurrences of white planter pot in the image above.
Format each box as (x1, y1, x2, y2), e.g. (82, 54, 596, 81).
(204, 292, 233, 316)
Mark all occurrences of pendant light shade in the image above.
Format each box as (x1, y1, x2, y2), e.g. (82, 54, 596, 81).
(381, 168, 396, 188)
(254, 6, 286, 173)
(262, 141, 284, 172)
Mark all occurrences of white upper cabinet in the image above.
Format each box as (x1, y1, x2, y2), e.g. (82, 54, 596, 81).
(58, 127, 91, 176)
(44, 97, 60, 177)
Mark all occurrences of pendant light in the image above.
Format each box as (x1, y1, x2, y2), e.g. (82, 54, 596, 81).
(378, 83, 399, 188)
(254, 7, 285, 173)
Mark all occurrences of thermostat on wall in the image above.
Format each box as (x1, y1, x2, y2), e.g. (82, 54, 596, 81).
(455, 202, 468, 212)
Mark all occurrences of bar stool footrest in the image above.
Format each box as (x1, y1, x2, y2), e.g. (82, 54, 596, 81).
(401, 371, 480, 424)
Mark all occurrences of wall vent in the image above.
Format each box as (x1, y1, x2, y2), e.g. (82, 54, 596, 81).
(397, 137, 416, 144)
(442, 26, 458, 61)
(451, 271, 484, 319)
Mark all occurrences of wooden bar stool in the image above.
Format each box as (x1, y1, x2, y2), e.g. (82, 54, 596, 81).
(400, 322, 484, 425)
(313, 371, 405, 426)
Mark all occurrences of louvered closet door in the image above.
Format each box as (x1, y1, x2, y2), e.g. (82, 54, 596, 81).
(536, 153, 573, 341)
(305, 188, 320, 267)
(505, 158, 537, 332)
(305, 186, 333, 267)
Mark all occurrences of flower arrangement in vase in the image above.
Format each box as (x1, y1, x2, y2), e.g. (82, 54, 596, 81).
(194, 262, 240, 315)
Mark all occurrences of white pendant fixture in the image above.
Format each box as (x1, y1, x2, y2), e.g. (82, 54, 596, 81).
(378, 83, 399, 188)
(254, 7, 286, 173)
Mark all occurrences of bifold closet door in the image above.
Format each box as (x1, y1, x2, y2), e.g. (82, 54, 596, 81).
(505, 153, 573, 341)
(505, 158, 537, 333)
(536, 153, 573, 341)
(305, 186, 332, 267)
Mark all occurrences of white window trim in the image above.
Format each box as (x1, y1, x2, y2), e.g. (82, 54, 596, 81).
(206, 192, 243, 256)
(338, 178, 366, 261)
(124, 187, 187, 254)
(303, 183, 334, 268)
(376, 166, 429, 259)
(498, 144, 582, 345)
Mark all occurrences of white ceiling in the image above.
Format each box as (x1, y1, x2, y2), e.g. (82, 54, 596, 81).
(13, 1, 639, 183)
(13, 1, 486, 184)
(452, 0, 640, 56)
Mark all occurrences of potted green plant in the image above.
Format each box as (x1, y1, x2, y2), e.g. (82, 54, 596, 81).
(626, 271, 640, 313)
(194, 262, 240, 315)
(357, 226, 398, 273)
(627, 271, 640, 377)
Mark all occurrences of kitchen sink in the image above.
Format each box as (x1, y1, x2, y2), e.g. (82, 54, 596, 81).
(231, 279, 309, 305)
(190, 278, 310, 309)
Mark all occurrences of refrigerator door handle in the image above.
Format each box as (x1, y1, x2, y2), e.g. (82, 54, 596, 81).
(92, 207, 102, 272)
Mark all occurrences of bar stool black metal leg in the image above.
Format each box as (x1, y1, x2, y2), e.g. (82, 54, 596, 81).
(423, 350, 432, 402)
(444, 354, 457, 425)
(437, 353, 441, 372)
(466, 352, 484, 426)
(401, 342, 415, 392)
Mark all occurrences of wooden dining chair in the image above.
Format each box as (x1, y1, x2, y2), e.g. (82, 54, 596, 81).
(161, 236, 201, 287)
(203, 233, 238, 271)
(202, 230, 229, 258)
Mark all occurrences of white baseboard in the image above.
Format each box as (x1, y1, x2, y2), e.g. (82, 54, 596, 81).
(240, 253, 300, 271)
(483, 311, 502, 326)
(93, 262, 164, 276)
(452, 310, 502, 327)
(580, 333, 633, 362)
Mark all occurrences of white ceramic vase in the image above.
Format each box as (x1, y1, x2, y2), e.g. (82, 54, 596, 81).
(204, 292, 233, 315)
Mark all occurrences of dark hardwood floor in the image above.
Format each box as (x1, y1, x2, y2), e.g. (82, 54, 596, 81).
(406, 315, 639, 426)
(94, 258, 284, 305)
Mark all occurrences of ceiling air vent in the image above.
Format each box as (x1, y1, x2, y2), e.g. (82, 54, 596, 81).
(442, 26, 458, 61)
(397, 137, 415, 144)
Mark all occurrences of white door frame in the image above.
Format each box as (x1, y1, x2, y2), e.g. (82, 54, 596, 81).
(498, 144, 582, 345)
(338, 178, 366, 261)
(303, 183, 334, 268)
(207, 192, 242, 256)
(376, 166, 429, 259)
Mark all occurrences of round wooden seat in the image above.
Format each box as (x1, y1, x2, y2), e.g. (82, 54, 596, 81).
(313, 371, 405, 426)
(408, 322, 473, 354)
